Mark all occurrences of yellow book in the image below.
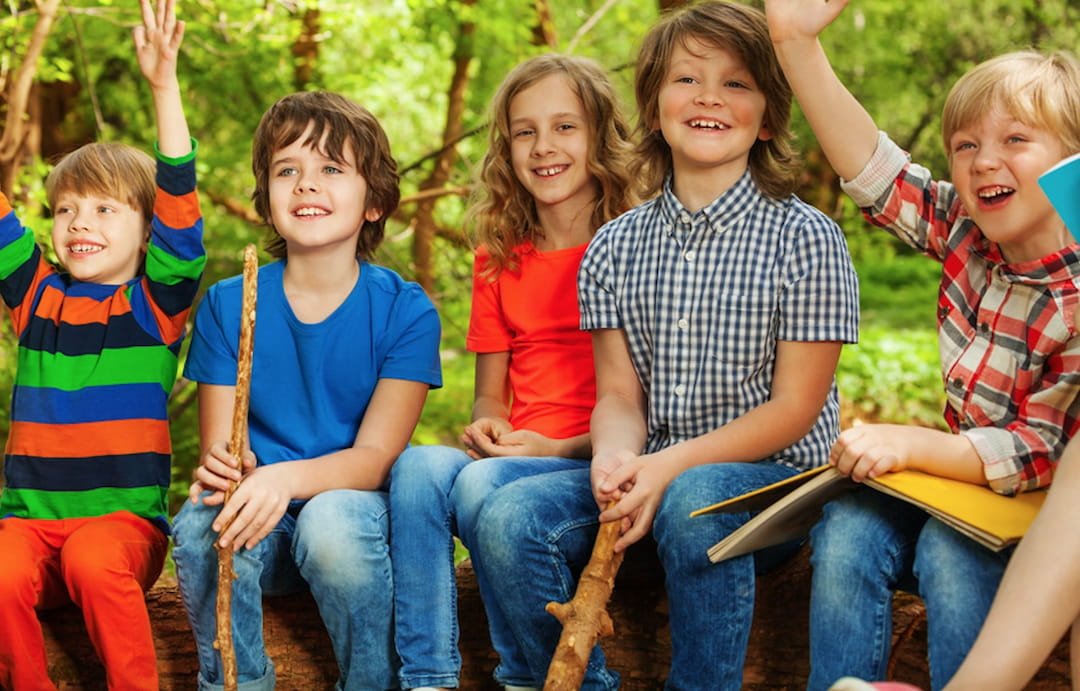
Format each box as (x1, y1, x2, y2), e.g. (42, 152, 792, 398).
(693, 466, 1046, 563)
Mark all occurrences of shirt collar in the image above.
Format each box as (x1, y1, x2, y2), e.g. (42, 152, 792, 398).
(970, 231, 1080, 285)
(658, 170, 761, 236)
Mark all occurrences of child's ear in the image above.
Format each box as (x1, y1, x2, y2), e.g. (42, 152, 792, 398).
(364, 206, 383, 223)
(757, 125, 773, 142)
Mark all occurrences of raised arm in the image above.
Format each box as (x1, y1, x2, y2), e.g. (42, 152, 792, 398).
(133, 0, 191, 159)
(765, 0, 878, 180)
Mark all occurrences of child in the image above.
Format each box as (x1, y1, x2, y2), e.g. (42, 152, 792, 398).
(171, 91, 442, 690)
(471, 3, 860, 689)
(764, 1, 1080, 689)
(388, 54, 637, 691)
(0, 0, 203, 687)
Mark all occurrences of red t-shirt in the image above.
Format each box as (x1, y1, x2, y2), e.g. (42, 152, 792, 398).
(466, 242, 595, 440)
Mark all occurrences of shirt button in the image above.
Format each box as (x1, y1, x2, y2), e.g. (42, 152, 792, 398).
(685, 250, 696, 262)
(680, 212, 691, 224)
(978, 322, 989, 336)
(677, 318, 689, 330)
(674, 384, 686, 396)
(951, 377, 964, 389)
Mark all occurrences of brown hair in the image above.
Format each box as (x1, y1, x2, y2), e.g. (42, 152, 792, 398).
(943, 50, 1080, 160)
(469, 54, 638, 276)
(251, 91, 400, 260)
(46, 142, 156, 228)
(632, 0, 800, 199)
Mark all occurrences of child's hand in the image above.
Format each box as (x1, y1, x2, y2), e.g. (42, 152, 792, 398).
(212, 463, 295, 551)
(188, 440, 256, 505)
(461, 416, 513, 459)
(765, 0, 849, 44)
(598, 453, 681, 552)
(133, 0, 184, 91)
(829, 423, 912, 482)
(468, 429, 559, 458)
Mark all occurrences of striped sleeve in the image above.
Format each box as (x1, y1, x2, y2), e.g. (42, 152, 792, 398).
(134, 141, 206, 346)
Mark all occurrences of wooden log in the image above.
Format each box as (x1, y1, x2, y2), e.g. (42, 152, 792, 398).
(37, 548, 1072, 690)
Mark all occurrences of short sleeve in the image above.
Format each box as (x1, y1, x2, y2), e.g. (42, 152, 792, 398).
(578, 225, 621, 331)
(183, 281, 240, 386)
(466, 248, 512, 354)
(377, 282, 443, 388)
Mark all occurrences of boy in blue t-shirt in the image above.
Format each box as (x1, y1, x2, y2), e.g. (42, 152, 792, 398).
(172, 91, 442, 691)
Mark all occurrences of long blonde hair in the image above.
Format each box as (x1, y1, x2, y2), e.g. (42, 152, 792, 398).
(469, 54, 637, 278)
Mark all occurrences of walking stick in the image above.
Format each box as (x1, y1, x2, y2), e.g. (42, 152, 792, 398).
(213, 244, 258, 691)
(543, 501, 626, 691)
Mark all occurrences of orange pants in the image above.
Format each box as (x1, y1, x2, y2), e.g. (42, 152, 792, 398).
(0, 512, 167, 691)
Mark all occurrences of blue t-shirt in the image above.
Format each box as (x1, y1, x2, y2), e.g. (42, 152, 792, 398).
(184, 259, 442, 466)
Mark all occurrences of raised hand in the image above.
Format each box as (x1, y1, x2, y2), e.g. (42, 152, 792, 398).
(133, 0, 184, 91)
(765, 0, 850, 44)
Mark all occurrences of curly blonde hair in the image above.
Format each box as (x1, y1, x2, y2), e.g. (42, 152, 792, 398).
(632, 1, 801, 200)
(469, 54, 638, 278)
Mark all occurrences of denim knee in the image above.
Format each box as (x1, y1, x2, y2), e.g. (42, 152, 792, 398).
(391, 446, 469, 501)
(294, 490, 390, 587)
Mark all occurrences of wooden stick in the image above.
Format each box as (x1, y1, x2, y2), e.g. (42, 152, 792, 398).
(543, 502, 626, 691)
(213, 244, 258, 691)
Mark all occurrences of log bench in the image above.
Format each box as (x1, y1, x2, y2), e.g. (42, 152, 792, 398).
(37, 546, 1070, 689)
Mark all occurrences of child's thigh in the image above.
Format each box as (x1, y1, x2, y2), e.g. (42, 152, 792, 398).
(0, 518, 67, 607)
(60, 512, 167, 590)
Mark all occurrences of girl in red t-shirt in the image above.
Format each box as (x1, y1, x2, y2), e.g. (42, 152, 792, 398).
(389, 54, 638, 691)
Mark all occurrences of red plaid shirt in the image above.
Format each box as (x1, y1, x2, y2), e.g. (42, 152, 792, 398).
(842, 133, 1080, 495)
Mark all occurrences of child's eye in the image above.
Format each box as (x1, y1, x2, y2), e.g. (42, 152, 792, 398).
(275, 167, 297, 177)
(97, 206, 114, 214)
(953, 141, 975, 153)
(323, 165, 343, 174)
(1006, 135, 1028, 144)
(55, 206, 73, 215)
(675, 76, 696, 84)
(726, 80, 749, 89)
(513, 128, 535, 138)
(556, 123, 576, 132)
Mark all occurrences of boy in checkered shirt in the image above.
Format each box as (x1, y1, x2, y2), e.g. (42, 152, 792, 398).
(468, 3, 859, 689)
(767, 0, 1080, 688)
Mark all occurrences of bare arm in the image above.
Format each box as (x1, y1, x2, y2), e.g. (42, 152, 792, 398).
(208, 377, 429, 550)
(765, 0, 878, 180)
(600, 339, 843, 551)
(589, 328, 648, 504)
(134, 0, 192, 159)
(829, 423, 984, 484)
(946, 437, 1080, 690)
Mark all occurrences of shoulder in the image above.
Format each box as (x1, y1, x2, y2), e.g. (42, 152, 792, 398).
(361, 263, 436, 314)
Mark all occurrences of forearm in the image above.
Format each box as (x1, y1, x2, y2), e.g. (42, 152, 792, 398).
(152, 83, 192, 159)
(553, 433, 591, 460)
(471, 394, 509, 424)
(901, 427, 986, 483)
(771, 36, 878, 181)
(945, 440, 1080, 690)
(590, 391, 647, 461)
(273, 445, 398, 498)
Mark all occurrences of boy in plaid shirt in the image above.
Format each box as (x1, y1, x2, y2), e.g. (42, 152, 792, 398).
(767, 0, 1080, 688)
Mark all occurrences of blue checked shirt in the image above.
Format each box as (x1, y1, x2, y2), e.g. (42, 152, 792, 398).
(578, 171, 860, 470)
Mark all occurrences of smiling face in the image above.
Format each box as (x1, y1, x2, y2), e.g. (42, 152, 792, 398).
(508, 73, 600, 230)
(655, 37, 771, 193)
(50, 193, 148, 284)
(949, 104, 1070, 262)
(267, 122, 383, 258)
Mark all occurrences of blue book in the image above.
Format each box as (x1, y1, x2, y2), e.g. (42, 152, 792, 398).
(1039, 152, 1080, 243)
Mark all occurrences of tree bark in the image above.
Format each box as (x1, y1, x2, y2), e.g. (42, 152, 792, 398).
(1, 0, 63, 196)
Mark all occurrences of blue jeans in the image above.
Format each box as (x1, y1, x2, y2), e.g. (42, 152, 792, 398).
(807, 489, 1012, 691)
(172, 489, 397, 691)
(389, 447, 585, 689)
(474, 461, 801, 691)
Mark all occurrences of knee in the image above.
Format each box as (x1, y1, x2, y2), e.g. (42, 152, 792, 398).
(0, 561, 36, 604)
(450, 461, 502, 533)
(295, 491, 389, 583)
(171, 498, 219, 552)
(392, 446, 468, 492)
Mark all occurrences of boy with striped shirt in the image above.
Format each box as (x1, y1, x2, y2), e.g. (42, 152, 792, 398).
(0, 0, 203, 688)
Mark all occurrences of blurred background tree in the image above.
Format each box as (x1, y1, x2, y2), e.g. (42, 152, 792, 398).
(0, 0, 1077, 515)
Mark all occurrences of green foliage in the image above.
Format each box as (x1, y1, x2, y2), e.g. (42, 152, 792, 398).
(837, 326, 945, 430)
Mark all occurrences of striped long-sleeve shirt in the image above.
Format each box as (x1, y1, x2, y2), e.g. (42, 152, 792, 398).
(0, 148, 205, 531)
